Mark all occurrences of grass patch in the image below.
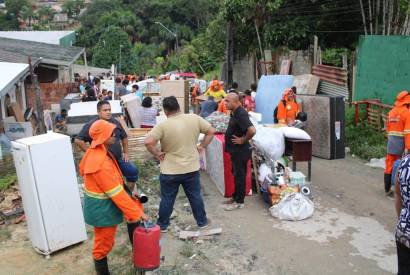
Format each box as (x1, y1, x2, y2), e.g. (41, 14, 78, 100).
(345, 105, 386, 160)
(0, 173, 17, 191)
(180, 241, 195, 258)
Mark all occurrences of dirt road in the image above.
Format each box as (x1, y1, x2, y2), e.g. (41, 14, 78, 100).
(0, 156, 397, 274)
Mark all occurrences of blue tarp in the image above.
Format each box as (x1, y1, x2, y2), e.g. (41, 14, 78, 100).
(255, 75, 294, 124)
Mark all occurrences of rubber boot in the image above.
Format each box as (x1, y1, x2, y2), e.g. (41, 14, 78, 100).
(384, 173, 392, 193)
(94, 257, 110, 275)
(127, 222, 139, 245)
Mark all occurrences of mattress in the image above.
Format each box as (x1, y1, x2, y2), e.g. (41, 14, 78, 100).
(298, 95, 345, 159)
(255, 75, 294, 124)
(205, 134, 252, 197)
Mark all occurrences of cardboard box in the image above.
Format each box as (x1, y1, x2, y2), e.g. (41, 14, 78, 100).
(160, 80, 189, 98)
(176, 97, 189, 114)
(4, 122, 33, 141)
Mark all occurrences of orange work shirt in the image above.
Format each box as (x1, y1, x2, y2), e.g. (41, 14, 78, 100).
(277, 100, 299, 124)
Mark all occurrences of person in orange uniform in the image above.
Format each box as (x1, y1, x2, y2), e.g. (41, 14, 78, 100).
(276, 89, 299, 125)
(205, 80, 226, 101)
(80, 119, 148, 275)
(384, 91, 410, 195)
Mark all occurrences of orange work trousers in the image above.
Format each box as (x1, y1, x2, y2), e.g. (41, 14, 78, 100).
(93, 225, 117, 260)
(385, 154, 401, 174)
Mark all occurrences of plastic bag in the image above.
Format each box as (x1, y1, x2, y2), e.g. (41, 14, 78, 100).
(253, 127, 285, 160)
(0, 134, 11, 154)
(258, 163, 272, 183)
(279, 127, 311, 140)
(269, 193, 314, 221)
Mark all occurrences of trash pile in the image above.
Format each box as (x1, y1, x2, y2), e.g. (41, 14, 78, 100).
(252, 125, 314, 221)
(0, 180, 24, 225)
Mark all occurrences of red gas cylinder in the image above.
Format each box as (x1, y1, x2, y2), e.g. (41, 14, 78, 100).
(133, 222, 161, 271)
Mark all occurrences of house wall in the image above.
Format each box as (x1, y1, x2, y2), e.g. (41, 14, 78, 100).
(26, 82, 79, 110)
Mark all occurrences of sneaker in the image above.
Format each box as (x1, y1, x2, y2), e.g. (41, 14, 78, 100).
(160, 227, 168, 233)
(224, 203, 244, 211)
(222, 198, 235, 205)
(385, 190, 394, 200)
(198, 218, 211, 230)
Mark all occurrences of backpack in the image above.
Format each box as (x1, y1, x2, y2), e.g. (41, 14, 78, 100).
(273, 100, 286, 123)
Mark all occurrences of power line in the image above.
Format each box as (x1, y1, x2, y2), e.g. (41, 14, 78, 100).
(309, 30, 364, 32)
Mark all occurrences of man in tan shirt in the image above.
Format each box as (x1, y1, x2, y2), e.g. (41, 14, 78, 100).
(145, 96, 216, 232)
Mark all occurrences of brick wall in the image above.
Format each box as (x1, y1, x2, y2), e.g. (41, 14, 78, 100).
(26, 82, 79, 110)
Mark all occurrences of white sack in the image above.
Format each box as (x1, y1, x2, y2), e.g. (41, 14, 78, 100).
(253, 127, 285, 160)
(258, 163, 272, 183)
(269, 193, 314, 221)
(280, 126, 311, 140)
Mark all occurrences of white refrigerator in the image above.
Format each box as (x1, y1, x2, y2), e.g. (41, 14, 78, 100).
(12, 132, 87, 256)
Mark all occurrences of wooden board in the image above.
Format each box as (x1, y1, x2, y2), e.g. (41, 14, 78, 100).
(179, 228, 222, 240)
(10, 102, 25, 122)
(293, 74, 320, 95)
(279, 59, 291, 75)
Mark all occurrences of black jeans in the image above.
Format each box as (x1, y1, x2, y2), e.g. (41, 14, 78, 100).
(397, 241, 410, 275)
(230, 151, 250, 204)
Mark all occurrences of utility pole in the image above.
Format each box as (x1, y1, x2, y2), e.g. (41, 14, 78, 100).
(226, 21, 233, 86)
(119, 44, 123, 74)
(28, 57, 45, 134)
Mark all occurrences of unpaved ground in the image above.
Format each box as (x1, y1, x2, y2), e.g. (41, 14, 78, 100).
(0, 156, 397, 275)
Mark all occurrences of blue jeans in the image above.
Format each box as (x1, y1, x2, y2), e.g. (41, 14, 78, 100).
(118, 160, 138, 182)
(157, 171, 207, 229)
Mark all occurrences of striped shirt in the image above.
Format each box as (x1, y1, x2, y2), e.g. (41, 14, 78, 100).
(140, 107, 157, 126)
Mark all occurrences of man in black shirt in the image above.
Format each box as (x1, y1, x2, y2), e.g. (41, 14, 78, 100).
(74, 100, 139, 192)
(224, 92, 256, 210)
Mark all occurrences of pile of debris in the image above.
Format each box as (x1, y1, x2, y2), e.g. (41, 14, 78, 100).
(0, 182, 24, 225)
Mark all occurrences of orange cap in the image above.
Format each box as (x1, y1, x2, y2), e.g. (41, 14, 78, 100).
(395, 91, 410, 106)
(89, 119, 116, 148)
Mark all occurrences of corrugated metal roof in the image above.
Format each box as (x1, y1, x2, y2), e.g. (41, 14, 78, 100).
(0, 37, 84, 66)
(0, 49, 40, 65)
(318, 80, 349, 99)
(0, 31, 74, 45)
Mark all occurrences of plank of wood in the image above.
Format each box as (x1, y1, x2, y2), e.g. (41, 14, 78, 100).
(10, 102, 25, 122)
(179, 228, 222, 240)
(252, 150, 261, 195)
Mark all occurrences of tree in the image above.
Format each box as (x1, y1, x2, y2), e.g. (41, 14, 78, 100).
(62, 0, 85, 18)
(37, 5, 54, 24)
(92, 26, 133, 73)
(21, 5, 35, 27)
(5, 0, 30, 16)
(359, 0, 410, 35)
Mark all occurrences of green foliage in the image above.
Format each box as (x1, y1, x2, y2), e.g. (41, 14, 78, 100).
(4, 0, 30, 16)
(37, 5, 55, 23)
(132, 42, 166, 75)
(345, 106, 386, 160)
(322, 48, 349, 67)
(92, 26, 133, 73)
(62, 0, 85, 18)
(0, 13, 19, 30)
(0, 173, 17, 191)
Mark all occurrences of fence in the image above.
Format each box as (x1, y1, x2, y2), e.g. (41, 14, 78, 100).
(352, 99, 393, 132)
